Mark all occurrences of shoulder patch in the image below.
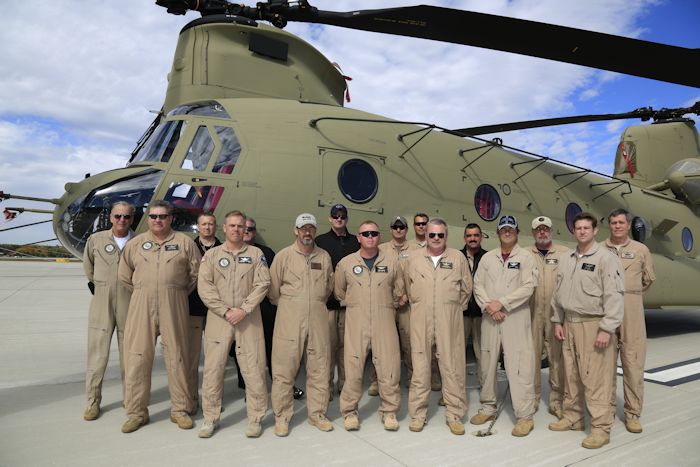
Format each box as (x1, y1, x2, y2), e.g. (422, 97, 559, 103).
(260, 255, 268, 266)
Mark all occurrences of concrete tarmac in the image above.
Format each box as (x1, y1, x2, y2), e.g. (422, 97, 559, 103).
(1, 261, 699, 466)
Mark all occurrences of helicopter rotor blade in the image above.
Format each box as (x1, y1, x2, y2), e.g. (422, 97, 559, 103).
(451, 101, 700, 136)
(155, 1, 699, 88)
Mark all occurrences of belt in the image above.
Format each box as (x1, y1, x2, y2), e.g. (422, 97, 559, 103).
(565, 312, 602, 323)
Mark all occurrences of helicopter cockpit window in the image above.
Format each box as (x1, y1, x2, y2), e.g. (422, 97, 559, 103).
(181, 126, 215, 171)
(682, 227, 693, 252)
(565, 202, 582, 233)
(474, 184, 501, 221)
(337, 159, 378, 204)
(56, 170, 165, 256)
(167, 101, 230, 119)
(132, 120, 187, 164)
(164, 182, 226, 232)
(632, 216, 649, 243)
(212, 126, 241, 175)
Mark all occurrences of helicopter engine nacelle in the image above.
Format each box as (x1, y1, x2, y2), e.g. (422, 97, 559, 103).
(666, 159, 700, 206)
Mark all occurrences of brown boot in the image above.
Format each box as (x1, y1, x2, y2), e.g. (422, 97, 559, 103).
(121, 414, 149, 433)
(170, 414, 194, 430)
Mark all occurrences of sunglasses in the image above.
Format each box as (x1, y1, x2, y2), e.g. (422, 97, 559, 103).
(148, 214, 171, 220)
(246, 226, 256, 232)
(428, 232, 445, 239)
(359, 231, 380, 238)
(332, 215, 347, 220)
(112, 214, 132, 220)
(414, 222, 427, 226)
(391, 225, 406, 230)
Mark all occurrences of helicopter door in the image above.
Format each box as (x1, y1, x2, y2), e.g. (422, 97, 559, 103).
(319, 149, 385, 214)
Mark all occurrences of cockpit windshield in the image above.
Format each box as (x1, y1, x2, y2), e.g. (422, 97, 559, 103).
(131, 120, 187, 164)
(56, 170, 164, 257)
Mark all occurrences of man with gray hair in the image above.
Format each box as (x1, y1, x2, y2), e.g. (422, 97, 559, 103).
(403, 218, 472, 435)
(82, 201, 134, 421)
(605, 208, 655, 433)
(118, 200, 201, 433)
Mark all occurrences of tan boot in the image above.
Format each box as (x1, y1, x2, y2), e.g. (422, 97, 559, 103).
(470, 411, 496, 425)
(198, 421, 217, 438)
(83, 402, 100, 421)
(274, 420, 289, 437)
(308, 415, 334, 432)
(446, 420, 465, 435)
(344, 414, 360, 431)
(582, 432, 610, 449)
(170, 414, 194, 430)
(512, 418, 534, 437)
(121, 414, 149, 433)
(548, 418, 584, 431)
(409, 418, 425, 432)
(245, 421, 263, 438)
(626, 417, 642, 433)
(382, 413, 399, 431)
(367, 381, 379, 397)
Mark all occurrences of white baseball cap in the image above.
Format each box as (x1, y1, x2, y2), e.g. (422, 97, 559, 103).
(295, 213, 317, 228)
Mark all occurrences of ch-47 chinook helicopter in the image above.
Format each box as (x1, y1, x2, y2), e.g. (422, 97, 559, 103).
(1, 1, 699, 308)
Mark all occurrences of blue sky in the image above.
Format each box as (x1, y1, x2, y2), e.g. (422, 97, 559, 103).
(0, 0, 698, 247)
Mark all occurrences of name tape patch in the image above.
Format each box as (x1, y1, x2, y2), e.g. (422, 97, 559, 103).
(622, 251, 635, 259)
(582, 263, 596, 272)
(165, 244, 179, 251)
(439, 261, 453, 269)
(238, 256, 252, 264)
(507, 262, 520, 269)
(375, 265, 388, 273)
(545, 258, 558, 265)
(310, 262, 322, 270)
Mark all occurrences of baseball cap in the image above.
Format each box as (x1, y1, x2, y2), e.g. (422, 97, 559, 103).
(330, 204, 347, 216)
(531, 216, 552, 229)
(390, 215, 408, 228)
(295, 213, 317, 228)
(497, 215, 518, 231)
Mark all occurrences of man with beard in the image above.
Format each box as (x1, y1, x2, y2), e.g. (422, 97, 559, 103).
(529, 216, 566, 418)
(460, 223, 487, 386)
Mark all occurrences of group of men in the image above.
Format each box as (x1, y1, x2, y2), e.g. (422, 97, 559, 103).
(82, 200, 654, 449)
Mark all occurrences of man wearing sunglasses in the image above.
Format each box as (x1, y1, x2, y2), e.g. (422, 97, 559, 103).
(269, 213, 335, 436)
(472, 215, 538, 437)
(379, 216, 414, 387)
(315, 204, 360, 400)
(82, 201, 134, 421)
(335, 221, 404, 431)
(118, 200, 202, 433)
(403, 218, 471, 435)
(409, 213, 429, 249)
(529, 216, 566, 420)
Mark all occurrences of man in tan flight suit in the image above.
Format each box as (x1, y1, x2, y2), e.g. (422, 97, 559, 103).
(269, 213, 335, 437)
(472, 215, 538, 437)
(337, 221, 404, 432)
(605, 208, 655, 433)
(82, 201, 134, 420)
(529, 215, 566, 418)
(197, 211, 270, 439)
(403, 218, 471, 435)
(118, 200, 201, 433)
(409, 212, 441, 392)
(379, 215, 414, 386)
(550, 212, 624, 449)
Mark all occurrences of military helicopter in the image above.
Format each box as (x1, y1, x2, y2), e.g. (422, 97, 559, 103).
(1, 1, 699, 307)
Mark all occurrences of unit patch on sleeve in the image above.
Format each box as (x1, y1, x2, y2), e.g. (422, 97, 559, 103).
(582, 263, 596, 272)
(507, 262, 520, 269)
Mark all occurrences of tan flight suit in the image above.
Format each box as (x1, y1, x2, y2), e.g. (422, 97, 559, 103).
(379, 240, 414, 382)
(474, 245, 538, 420)
(198, 244, 271, 424)
(529, 243, 566, 414)
(83, 230, 132, 406)
(605, 238, 655, 421)
(551, 242, 624, 435)
(336, 250, 403, 418)
(269, 243, 334, 424)
(118, 231, 201, 420)
(403, 248, 471, 423)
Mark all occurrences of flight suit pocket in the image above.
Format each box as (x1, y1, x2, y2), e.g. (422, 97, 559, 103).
(581, 276, 602, 309)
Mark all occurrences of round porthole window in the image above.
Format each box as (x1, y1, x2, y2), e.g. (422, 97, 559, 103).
(565, 203, 582, 233)
(632, 216, 649, 243)
(337, 159, 378, 204)
(682, 227, 693, 252)
(474, 184, 501, 221)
